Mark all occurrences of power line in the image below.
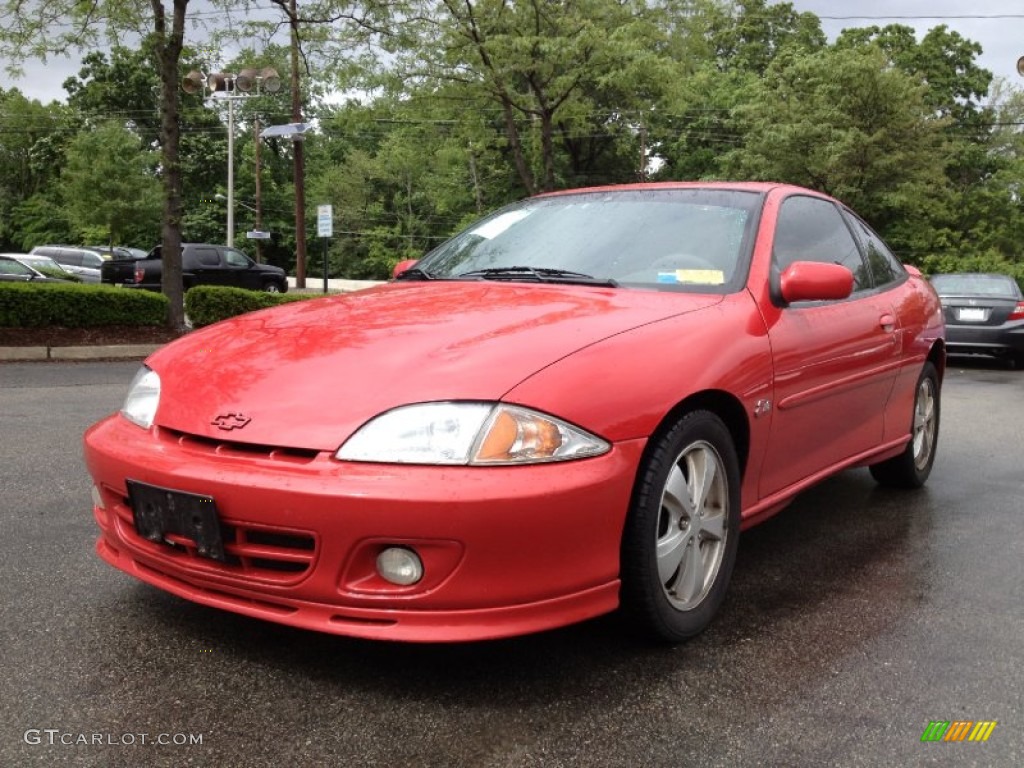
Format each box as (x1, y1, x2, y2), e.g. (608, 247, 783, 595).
(815, 14, 1024, 21)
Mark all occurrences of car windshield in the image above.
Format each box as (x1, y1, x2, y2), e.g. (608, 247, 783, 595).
(413, 189, 762, 291)
(931, 274, 1020, 298)
(22, 256, 63, 271)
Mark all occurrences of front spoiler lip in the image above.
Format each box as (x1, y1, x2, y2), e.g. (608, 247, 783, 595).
(96, 536, 620, 643)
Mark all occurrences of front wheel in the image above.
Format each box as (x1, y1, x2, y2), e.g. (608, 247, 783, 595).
(869, 361, 940, 488)
(262, 281, 282, 293)
(620, 410, 741, 643)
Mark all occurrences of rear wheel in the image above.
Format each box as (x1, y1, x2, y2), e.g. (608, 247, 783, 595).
(621, 410, 741, 643)
(869, 361, 940, 488)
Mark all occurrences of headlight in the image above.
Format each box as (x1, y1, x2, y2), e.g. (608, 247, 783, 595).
(335, 402, 610, 465)
(121, 366, 161, 429)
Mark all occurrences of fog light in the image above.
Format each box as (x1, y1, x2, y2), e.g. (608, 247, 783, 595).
(91, 485, 106, 511)
(376, 547, 424, 586)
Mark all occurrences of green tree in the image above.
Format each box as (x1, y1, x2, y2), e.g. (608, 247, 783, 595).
(651, 0, 825, 181)
(834, 23, 1009, 264)
(1, 0, 210, 329)
(835, 24, 991, 124)
(722, 45, 949, 258)
(707, 0, 825, 75)
(403, 0, 672, 194)
(10, 192, 76, 250)
(0, 88, 70, 249)
(62, 121, 162, 246)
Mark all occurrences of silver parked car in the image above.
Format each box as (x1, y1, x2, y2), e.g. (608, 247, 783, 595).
(10, 253, 77, 280)
(29, 245, 106, 283)
(0, 254, 73, 283)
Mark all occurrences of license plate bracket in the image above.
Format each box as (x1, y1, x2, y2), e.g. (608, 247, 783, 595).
(127, 480, 226, 562)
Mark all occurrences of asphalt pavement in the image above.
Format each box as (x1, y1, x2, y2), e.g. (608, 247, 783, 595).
(1, 358, 1021, 767)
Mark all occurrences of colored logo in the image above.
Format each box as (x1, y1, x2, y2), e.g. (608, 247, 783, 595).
(210, 412, 251, 431)
(921, 721, 997, 742)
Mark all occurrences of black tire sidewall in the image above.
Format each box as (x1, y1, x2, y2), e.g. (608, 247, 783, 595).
(870, 361, 940, 488)
(621, 410, 742, 642)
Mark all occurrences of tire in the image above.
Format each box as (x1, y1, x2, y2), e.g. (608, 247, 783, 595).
(621, 410, 741, 643)
(262, 281, 281, 293)
(869, 361, 940, 489)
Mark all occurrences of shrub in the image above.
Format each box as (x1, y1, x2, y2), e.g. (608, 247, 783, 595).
(0, 282, 167, 327)
(185, 285, 317, 328)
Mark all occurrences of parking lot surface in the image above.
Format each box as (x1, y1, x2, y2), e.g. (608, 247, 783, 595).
(1, 359, 1021, 766)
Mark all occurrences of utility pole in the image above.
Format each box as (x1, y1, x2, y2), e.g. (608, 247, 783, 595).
(290, 0, 308, 288)
(638, 120, 648, 182)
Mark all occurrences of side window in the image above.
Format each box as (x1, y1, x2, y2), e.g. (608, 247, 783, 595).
(224, 249, 250, 268)
(773, 196, 870, 292)
(58, 251, 83, 267)
(0, 259, 32, 275)
(195, 248, 220, 267)
(843, 211, 906, 288)
(82, 252, 104, 268)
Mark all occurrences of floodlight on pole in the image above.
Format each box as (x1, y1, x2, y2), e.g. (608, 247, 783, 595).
(215, 193, 258, 214)
(259, 122, 312, 141)
(182, 67, 281, 248)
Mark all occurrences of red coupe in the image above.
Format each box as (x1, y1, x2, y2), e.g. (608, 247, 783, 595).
(83, 183, 945, 643)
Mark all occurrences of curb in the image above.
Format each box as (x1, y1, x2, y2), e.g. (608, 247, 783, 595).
(1, 344, 163, 362)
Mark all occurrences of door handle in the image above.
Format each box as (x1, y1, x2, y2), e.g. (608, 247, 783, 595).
(879, 314, 896, 332)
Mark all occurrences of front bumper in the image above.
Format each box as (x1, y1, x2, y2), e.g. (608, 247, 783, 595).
(84, 414, 644, 642)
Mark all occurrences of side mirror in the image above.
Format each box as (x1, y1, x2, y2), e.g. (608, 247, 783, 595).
(392, 259, 419, 279)
(779, 261, 854, 304)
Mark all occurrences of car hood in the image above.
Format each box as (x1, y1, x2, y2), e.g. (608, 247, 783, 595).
(148, 282, 721, 450)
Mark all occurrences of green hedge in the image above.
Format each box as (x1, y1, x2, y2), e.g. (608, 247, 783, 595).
(0, 282, 168, 327)
(185, 285, 315, 328)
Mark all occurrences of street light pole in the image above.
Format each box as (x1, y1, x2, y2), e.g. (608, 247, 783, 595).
(183, 67, 281, 250)
(254, 115, 264, 263)
(227, 96, 235, 247)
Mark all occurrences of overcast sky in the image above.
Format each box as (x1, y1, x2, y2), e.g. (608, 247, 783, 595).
(2, 1, 1023, 105)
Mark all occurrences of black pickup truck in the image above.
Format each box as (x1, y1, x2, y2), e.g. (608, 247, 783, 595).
(100, 243, 288, 293)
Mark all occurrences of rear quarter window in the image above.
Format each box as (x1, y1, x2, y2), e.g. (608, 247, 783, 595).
(56, 251, 83, 267)
(842, 210, 906, 288)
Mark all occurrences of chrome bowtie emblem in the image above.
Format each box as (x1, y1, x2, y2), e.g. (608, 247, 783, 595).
(211, 412, 251, 431)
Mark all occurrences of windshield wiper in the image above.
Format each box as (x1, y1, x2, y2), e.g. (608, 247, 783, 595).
(455, 266, 618, 287)
(393, 266, 435, 281)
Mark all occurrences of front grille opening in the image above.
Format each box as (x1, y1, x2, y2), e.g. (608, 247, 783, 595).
(116, 499, 316, 583)
(245, 530, 316, 551)
(250, 558, 308, 573)
(159, 427, 320, 463)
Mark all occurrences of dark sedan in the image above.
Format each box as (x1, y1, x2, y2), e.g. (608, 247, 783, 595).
(930, 273, 1024, 367)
